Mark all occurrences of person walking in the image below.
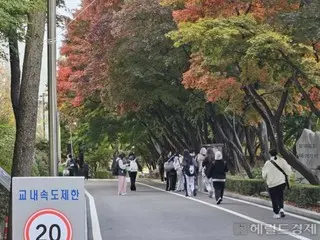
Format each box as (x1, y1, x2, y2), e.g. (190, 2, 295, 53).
(157, 155, 165, 182)
(262, 149, 292, 218)
(196, 147, 207, 192)
(182, 149, 196, 197)
(83, 162, 89, 180)
(206, 150, 228, 204)
(174, 154, 184, 192)
(165, 153, 177, 191)
(116, 153, 129, 196)
(128, 152, 143, 191)
(202, 148, 215, 198)
(66, 154, 77, 176)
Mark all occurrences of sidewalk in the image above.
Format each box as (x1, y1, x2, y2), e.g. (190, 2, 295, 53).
(147, 178, 320, 221)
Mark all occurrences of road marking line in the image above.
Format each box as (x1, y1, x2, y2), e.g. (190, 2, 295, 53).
(223, 196, 320, 225)
(146, 179, 320, 225)
(137, 182, 312, 240)
(85, 190, 103, 240)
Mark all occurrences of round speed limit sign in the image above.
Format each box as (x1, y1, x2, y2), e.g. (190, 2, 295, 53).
(24, 209, 72, 240)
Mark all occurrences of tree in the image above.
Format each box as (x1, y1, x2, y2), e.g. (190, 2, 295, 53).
(168, 1, 320, 183)
(4, 0, 47, 238)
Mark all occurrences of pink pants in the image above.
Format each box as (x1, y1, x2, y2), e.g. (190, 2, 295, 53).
(118, 176, 127, 194)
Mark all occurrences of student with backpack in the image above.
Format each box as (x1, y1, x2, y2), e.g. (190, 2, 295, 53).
(206, 150, 228, 204)
(128, 152, 143, 191)
(182, 149, 196, 197)
(164, 152, 177, 191)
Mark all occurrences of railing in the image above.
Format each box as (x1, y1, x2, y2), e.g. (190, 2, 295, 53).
(0, 168, 10, 191)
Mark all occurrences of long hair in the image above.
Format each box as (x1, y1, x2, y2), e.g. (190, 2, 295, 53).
(205, 147, 215, 162)
(183, 149, 192, 164)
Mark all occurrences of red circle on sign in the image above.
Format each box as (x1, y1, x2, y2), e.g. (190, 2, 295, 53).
(24, 208, 72, 240)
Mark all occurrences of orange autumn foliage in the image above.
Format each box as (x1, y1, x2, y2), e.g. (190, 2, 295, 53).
(172, 0, 300, 23)
(183, 54, 241, 103)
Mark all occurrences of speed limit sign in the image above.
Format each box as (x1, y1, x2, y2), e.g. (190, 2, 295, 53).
(24, 209, 72, 240)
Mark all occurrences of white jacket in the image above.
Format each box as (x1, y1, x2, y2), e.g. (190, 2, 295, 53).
(262, 156, 292, 188)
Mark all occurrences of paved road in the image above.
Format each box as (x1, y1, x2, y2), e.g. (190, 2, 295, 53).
(85, 179, 320, 240)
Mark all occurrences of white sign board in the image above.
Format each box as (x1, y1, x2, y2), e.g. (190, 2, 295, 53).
(0, 167, 11, 191)
(13, 177, 85, 240)
(296, 129, 320, 182)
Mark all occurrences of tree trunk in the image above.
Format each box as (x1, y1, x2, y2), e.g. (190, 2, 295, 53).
(244, 126, 256, 167)
(245, 83, 320, 184)
(257, 121, 270, 162)
(8, 10, 46, 240)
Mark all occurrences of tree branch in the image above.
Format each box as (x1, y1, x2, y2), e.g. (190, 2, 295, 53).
(292, 74, 320, 118)
(249, 84, 275, 118)
(274, 78, 292, 122)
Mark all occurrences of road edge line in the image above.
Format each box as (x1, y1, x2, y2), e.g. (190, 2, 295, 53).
(146, 178, 320, 224)
(137, 182, 312, 240)
(85, 190, 102, 240)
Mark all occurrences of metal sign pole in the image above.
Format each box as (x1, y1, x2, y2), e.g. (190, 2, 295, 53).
(48, 0, 58, 176)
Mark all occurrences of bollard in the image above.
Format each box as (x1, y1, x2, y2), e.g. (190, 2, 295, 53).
(3, 216, 8, 240)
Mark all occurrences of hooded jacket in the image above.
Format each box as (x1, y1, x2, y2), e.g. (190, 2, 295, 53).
(196, 147, 207, 172)
(206, 151, 228, 181)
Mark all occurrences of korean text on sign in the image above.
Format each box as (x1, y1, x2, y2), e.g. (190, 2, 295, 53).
(18, 189, 80, 201)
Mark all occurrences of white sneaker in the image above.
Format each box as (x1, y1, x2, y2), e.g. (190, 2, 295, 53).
(279, 209, 285, 218)
(273, 214, 280, 219)
(217, 197, 222, 204)
(121, 193, 127, 196)
(208, 191, 213, 198)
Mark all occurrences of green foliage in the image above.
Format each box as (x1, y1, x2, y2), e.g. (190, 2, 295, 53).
(251, 167, 263, 179)
(33, 140, 49, 176)
(226, 176, 320, 207)
(285, 184, 320, 207)
(0, 125, 15, 173)
(95, 171, 115, 179)
(226, 176, 266, 195)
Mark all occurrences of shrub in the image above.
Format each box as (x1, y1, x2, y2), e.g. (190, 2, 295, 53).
(226, 176, 320, 207)
(226, 176, 266, 196)
(285, 184, 320, 207)
(95, 171, 115, 179)
(251, 167, 263, 179)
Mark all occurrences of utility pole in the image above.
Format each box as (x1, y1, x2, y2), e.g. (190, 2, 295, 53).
(42, 92, 46, 139)
(48, 0, 58, 176)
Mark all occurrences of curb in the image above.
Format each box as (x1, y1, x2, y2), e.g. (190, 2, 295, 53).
(145, 178, 320, 221)
(223, 191, 320, 221)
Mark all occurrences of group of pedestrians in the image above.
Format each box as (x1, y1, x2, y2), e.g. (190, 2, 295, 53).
(61, 154, 89, 179)
(111, 146, 292, 218)
(112, 152, 143, 195)
(162, 147, 229, 204)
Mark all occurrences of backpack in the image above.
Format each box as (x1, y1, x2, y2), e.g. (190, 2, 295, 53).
(129, 159, 138, 172)
(112, 158, 120, 176)
(185, 159, 195, 176)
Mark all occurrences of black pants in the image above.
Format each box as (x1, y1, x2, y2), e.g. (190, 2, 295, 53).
(84, 170, 89, 179)
(129, 172, 138, 191)
(213, 182, 225, 201)
(166, 170, 177, 191)
(160, 166, 164, 182)
(268, 183, 286, 214)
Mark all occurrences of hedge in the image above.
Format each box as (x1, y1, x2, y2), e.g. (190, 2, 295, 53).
(226, 176, 320, 207)
(95, 171, 115, 179)
(226, 177, 266, 196)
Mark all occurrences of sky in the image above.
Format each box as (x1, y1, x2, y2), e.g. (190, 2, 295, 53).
(38, 0, 82, 95)
(0, 1, 82, 95)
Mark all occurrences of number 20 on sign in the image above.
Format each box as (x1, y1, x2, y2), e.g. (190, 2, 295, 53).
(24, 209, 72, 240)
